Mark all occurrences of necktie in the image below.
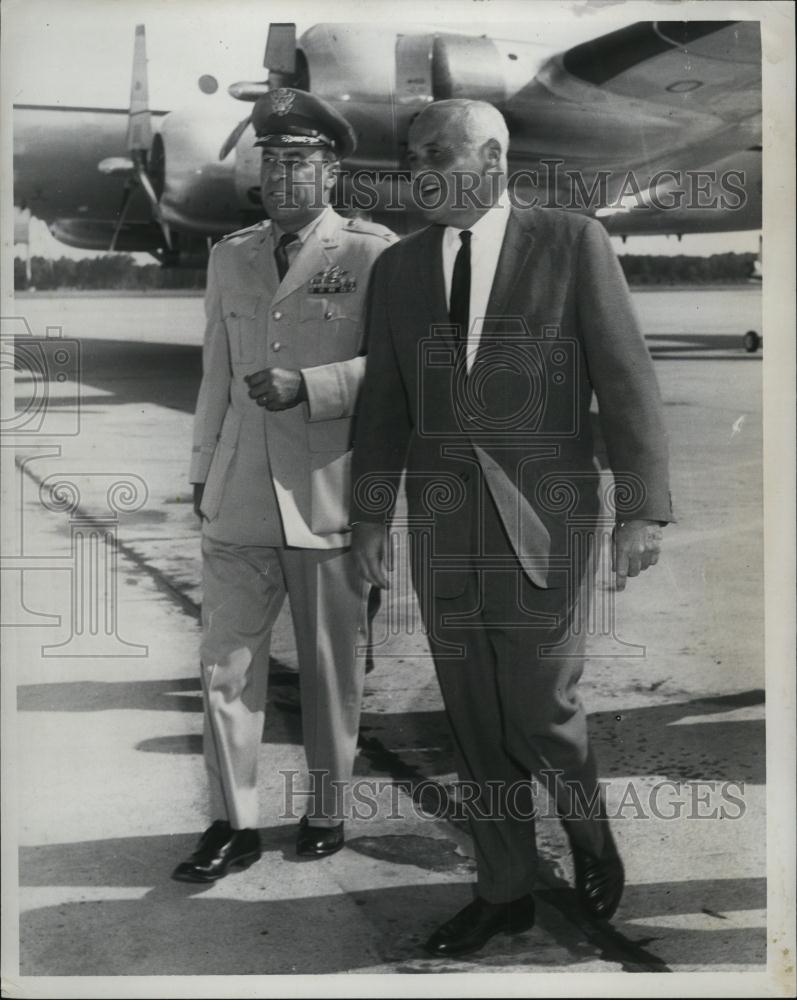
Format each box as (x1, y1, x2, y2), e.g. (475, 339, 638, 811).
(274, 232, 299, 282)
(449, 229, 472, 340)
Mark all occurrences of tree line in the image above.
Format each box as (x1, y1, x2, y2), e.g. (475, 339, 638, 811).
(14, 251, 758, 291)
(619, 252, 758, 286)
(14, 255, 206, 291)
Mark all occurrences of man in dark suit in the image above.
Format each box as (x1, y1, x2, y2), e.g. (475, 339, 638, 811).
(350, 99, 673, 957)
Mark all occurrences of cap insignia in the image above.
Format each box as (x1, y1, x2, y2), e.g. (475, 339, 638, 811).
(271, 88, 296, 116)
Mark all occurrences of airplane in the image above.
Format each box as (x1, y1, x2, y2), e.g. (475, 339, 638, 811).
(12, 18, 761, 270)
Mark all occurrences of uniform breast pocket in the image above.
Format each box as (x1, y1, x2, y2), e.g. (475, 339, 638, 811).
(303, 295, 361, 364)
(223, 294, 260, 364)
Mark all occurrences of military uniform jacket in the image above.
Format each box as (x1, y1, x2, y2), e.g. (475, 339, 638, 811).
(191, 208, 396, 548)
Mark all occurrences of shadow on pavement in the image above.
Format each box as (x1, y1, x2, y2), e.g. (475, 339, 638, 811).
(15, 337, 203, 414)
(589, 689, 764, 784)
(18, 824, 766, 974)
(18, 675, 765, 785)
(16, 661, 296, 715)
(19, 882, 468, 975)
(19, 827, 471, 889)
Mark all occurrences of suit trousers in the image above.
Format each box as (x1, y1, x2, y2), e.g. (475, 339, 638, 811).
(200, 532, 369, 830)
(414, 486, 608, 903)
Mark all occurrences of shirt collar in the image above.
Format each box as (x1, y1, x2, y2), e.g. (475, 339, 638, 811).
(444, 197, 511, 249)
(273, 205, 332, 247)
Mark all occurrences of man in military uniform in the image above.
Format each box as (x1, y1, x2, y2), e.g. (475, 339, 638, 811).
(173, 88, 396, 882)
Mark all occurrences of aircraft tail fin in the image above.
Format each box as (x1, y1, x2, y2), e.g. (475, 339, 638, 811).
(264, 23, 296, 78)
(111, 23, 170, 251)
(219, 22, 298, 160)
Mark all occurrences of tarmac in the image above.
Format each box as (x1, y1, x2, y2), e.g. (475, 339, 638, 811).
(2, 287, 790, 996)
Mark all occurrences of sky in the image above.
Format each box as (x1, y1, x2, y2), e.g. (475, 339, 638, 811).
(4, 0, 763, 260)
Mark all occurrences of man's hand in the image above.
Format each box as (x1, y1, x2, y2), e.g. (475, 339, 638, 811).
(612, 519, 663, 591)
(192, 483, 205, 520)
(352, 522, 391, 589)
(246, 368, 307, 411)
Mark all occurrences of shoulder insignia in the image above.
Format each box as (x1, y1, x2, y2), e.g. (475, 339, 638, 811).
(215, 221, 269, 246)
(343, 217, 397, 241)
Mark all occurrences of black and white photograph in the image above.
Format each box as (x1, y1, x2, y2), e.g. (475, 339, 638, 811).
(1, 0, 794, 995)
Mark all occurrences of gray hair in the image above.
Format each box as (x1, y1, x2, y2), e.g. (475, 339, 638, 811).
(413, 99, 509, 159)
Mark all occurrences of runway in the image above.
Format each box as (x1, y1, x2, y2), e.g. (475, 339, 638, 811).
(5, 286, 766, 980)
(13, 284, 763, 354)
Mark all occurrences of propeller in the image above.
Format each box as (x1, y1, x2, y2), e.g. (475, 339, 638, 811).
(218, 22, 298, 161)
(104, 25, 172, 251)
(218, 115, 255, 162)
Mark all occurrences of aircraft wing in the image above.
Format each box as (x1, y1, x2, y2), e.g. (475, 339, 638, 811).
(501, 20, 761, 230)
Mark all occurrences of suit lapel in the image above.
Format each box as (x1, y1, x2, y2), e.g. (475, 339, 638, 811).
(484, 208, 536, 318)
(416, 224, 454, 340)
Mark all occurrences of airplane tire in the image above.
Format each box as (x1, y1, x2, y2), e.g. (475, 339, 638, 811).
(743, 330, 761, 353)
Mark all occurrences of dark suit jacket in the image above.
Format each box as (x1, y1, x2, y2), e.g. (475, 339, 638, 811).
(350, 207, 674, 594)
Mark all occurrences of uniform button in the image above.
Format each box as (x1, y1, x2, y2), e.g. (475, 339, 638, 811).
(273, 310, 282, 320)
(272, 342, 281, 352)
(325, 311, 334, 320)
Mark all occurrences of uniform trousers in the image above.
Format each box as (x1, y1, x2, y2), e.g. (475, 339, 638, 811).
(414, 484, 608, 903)
(200, 532, 369, 830)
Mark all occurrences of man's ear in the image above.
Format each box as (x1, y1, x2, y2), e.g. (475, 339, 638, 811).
(482, 138, 502, 168)
(324, 159, 341, 191)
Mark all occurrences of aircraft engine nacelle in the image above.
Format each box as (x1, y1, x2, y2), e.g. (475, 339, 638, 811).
(299, 25, 509, 170)
(428, 34, 506, 104)
(152, 107, 259, 235)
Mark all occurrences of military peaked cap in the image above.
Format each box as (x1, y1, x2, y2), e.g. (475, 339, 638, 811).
(252, 87, 357, 159)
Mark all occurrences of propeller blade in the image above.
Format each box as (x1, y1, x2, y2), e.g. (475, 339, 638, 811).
(136, 158, 172, 250)
(126, 24, 152, 154)
(264, 23, 296, 75)
(109, 184, 134, 252)
(219, 114, 253, 161)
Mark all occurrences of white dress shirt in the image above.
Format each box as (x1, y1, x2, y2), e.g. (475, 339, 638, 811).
(442, 199, 512, 371)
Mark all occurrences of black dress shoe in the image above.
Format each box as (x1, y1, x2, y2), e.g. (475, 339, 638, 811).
(172, 820, 261, 883)
(424, 895, 536, 957)
(295, 815, 344, 857)
(571, 830, 625, 921)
